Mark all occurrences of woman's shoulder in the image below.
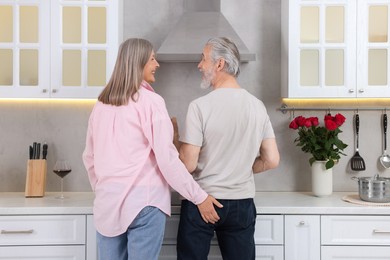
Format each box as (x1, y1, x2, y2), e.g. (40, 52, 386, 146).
(138, 87, 165, 106)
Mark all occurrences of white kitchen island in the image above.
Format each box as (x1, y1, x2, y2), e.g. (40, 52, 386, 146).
(0, 192, 389, 259)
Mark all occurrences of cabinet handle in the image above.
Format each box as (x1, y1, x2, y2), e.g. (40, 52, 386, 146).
(299, 221, 305, 226)
(373, 229, 390, 234)
(358, 89, 365, 93)
(52, 89, 57, 93)
(42, 89, 47, 93)
(1, 229, 34, 234)
(349, 89, 354, 93)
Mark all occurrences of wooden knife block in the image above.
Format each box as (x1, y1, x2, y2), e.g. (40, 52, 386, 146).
(25, 160, 47, 197)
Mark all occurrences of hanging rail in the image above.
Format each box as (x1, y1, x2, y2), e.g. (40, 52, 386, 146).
(278, 104, 390, 114)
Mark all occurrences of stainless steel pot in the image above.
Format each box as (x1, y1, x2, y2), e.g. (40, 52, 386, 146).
(352, 175, 390, 203)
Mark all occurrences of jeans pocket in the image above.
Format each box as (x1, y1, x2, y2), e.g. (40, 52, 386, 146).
(237, 199, 256, 229)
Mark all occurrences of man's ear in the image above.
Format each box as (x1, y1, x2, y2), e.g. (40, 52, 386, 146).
(217, 59, 225, 71)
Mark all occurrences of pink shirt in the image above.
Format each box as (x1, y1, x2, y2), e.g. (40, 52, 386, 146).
(82, 81, 207, 237)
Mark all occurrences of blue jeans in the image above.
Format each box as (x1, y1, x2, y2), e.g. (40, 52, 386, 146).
(97, 206, 166, 260)
(177, 198, 256, 260)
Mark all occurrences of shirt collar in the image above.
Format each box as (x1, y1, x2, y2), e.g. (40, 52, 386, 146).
(140, 80, 155, 92)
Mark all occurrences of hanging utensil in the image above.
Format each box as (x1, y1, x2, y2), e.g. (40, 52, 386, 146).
(351, 113, 366, 171)
(380, 113, 390, 169)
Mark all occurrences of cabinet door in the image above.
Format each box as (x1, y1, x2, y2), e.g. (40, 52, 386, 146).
(0, 1, 121, 99)
(282, 0, 357, 98)
(322, 246, 390, 259)
(255, 215, 284, 245)
(0, 245, 85, 259)
(86, 215, 97, 260)
(284, 215, 320, 260)
(357, 0, 390, 97)
(0, 1, 50, 98)
(256, 245, 284, 260)
(50, 0, 120, 98)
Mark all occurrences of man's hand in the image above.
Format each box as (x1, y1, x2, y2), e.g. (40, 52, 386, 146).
(197, 195, 223, 224)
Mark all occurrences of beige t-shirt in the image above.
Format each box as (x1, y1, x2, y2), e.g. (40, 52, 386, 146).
(180, 88, 275, 199)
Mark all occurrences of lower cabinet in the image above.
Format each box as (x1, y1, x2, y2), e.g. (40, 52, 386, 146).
(284, 215, 320, 260)
(321, 215, 390, 260)
(0, 245, 85, 259)
(0, 214, 93, 260)
(8, 213, 387, 259)
(322, 246, 390, 259)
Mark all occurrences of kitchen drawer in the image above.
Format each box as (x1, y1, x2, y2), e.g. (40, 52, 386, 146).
(322, 215, 390, 245)
(0, 245, 85, 259)
(0, 215, 85, 245)
(255, 215, 284, 245)
(322, 246, 390, 259)
(256, 245, 284, 260)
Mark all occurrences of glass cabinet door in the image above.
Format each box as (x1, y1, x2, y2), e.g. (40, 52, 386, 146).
(287, 0, 356, 98)
(51, 0, 119, 98)
(0, 2, 50, 98)
(357, 1, 390, 97)
(0, 0, 120, 99)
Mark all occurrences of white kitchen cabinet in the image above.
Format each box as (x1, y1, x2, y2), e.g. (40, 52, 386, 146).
(0, 1, 121, 98)
(3, 192, 390, 260)
(0, 246, 85, 259)
(322, 246, 390, 259)
(322, 215, 390, 245)
(284, 215, 320, 260)
(321, 215, 390, 259)
(0, 215, 87, 259)
(86, 214, 97, 260)
(255, 215, 284, 260)
(281, 0, 390, 98)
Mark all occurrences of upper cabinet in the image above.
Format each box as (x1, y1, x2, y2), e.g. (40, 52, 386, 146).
(282, 0, 390, 98)
(0, 0, 121, 99)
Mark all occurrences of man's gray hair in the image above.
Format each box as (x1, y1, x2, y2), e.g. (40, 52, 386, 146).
(206, 37, 240, 77)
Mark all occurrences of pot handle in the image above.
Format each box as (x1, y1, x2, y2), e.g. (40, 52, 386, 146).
(351, 176, 359, 181)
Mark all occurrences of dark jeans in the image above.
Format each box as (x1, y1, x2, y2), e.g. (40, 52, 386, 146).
(176, 198, 256, 260)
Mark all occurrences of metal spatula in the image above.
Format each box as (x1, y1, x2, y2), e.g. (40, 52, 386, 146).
(380, 113, 390, 168)
(351, 114, 366, 171)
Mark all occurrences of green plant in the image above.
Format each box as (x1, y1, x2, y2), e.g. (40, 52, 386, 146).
(289, 113, 348, 169)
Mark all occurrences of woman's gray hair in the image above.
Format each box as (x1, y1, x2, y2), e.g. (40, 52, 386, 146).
(206, 37, 240, 77)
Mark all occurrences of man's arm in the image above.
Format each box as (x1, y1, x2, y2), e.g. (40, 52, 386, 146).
(179, 143, 201, 173)
(252, 138, 280, 173)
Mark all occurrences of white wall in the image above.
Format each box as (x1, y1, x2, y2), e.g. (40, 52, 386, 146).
(1, 0, 389, 193)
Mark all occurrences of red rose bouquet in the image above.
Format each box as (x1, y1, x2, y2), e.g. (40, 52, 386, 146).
(289, 113, 348, 169)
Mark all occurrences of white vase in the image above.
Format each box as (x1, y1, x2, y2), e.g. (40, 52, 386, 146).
(311, 161, 333, 197)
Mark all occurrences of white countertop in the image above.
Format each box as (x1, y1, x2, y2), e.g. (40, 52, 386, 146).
(0, 192, 389, 215)
(0, 192, 94, 215)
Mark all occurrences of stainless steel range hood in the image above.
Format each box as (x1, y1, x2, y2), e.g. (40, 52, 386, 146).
(156, 0, 256, 62)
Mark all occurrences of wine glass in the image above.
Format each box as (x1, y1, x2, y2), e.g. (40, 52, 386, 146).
(53, 160, 71, 199)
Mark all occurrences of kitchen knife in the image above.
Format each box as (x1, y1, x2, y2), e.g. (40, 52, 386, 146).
(36, 143, 41, 159)
(32, 142, 37, 160)
(29, 146, 33, 160)
(42, 143, 48, 160)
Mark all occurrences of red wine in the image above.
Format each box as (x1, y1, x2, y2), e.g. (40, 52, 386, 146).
(53, 169, 71, 178)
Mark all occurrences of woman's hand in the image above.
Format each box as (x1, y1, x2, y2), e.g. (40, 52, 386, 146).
(197, 195, 223, 224)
